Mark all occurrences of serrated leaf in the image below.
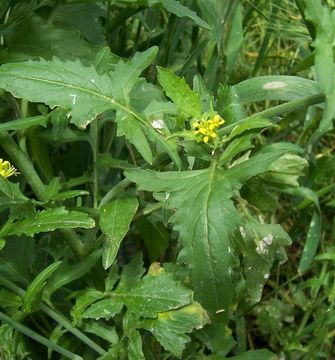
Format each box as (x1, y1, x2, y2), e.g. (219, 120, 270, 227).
(143, 302, 209, 357)
(0, 51, 181, 166)
(100, 198, 139, 269)
(111, 47, 158, 105)
(125, 150, 287, 321)
(22, 261, 62, 313)
(0, 58, 117, 128)
(71, 288, 105, 325)
(114, 265, 193, 318)
(1, 207, 95, 237)
(157, 67, 202, 118)
(0, 50, 156, 129)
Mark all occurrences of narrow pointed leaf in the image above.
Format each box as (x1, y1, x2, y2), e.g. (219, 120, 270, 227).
(100, 198, 139, 269)
(23, 261, 62, 313)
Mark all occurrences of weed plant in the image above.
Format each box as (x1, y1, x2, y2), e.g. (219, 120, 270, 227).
(0, 1, 334, 359)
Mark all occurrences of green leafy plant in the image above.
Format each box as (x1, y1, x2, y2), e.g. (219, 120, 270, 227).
(0, 0, 334, 359)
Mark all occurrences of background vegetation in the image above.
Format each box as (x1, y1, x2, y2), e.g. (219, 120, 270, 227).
(0, 0, 334, 359)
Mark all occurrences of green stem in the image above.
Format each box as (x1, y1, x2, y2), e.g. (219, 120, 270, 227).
(0, 275, 106, 356)
(0, 131, 86, 258)
(41, 304, 106, 356)
(61, 228, 86, 259)
(0, 311, 83, 360)
(90, 119, 99, 209)
(0, 131, 47, 201)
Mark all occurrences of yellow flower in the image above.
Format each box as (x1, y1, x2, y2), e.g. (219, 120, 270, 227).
(192, 115, 225, 143)
(0, 159, 18, 178)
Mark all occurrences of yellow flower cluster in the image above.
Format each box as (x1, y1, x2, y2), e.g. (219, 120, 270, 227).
(0, 159, 18, 178)
(192, 115, 225, 143)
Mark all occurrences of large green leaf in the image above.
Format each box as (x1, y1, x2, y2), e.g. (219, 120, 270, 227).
(0, 50, 156, 128)
(125, 150, 287, 321)
(0, 58, 120, 128)
(100, 198, 139, 269)
(83, 261, 194, 320)
(82, 260, 209, 357)
(0, 50, 181, 166)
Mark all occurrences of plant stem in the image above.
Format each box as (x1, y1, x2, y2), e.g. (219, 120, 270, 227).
(90, 119, 99, 209)
(0, 311, 83, 360)
(0, 131, 47, 201)
(0, 131, 85, 258)
(41, 304, 106, 356)
(0, 275, 106, 356)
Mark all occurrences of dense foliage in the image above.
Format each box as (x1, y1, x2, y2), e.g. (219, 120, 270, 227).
(0, 0, 334, 359)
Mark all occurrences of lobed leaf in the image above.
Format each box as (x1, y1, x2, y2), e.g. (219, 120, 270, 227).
(125, 150, 287, 321)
